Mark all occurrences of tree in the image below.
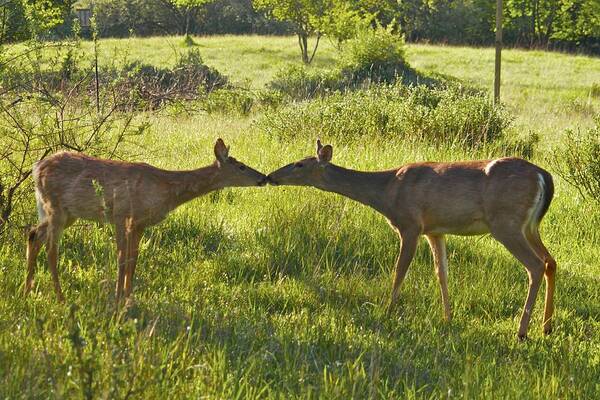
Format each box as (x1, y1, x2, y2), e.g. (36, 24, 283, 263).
(1, 0, 73, 42)
(253, 0, 331, 64)
(494, 0, 502, 104)
(320, 0, 374, 47)
(170, 0, 215, 36)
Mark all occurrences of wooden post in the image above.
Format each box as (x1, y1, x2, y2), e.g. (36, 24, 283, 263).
(494, 0, 503, 104)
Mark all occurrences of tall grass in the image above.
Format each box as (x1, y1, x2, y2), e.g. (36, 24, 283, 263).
(258, 83, 511, 150)
(1, 36, 599, 399)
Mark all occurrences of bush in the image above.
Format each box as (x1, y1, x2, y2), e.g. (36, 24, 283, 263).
(550, 117, 600, 204)
(591, 83, 600, 98)
(268, 25, 437, 101)
(202, 88, 255, 115)
(269, 65, 347, 100)
(112, 49, 227, 109)
(257, 83, 511, 149)
(339, 23, 408, 84)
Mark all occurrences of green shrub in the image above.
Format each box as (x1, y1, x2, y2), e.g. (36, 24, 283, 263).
(590, 83, 600, 98)
(268, 25, 438, 101)
(115, 49, 227, 109)
(550, 116, 600, 204)
(269, 64, 347, 101)
(321, 4, 373, 47)
(203, 88, 255, 115)
(257, 83, 511, 149)
(339, 23, 407, 84)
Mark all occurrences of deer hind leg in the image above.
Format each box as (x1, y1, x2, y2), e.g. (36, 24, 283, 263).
(525, 226, 556, 335)
(491, 227, 545, 340)
(24, 221, 49, 295)
(123, 228, 141, 299)
(387, 230, 419, 314)
(426, 235, 451, 321)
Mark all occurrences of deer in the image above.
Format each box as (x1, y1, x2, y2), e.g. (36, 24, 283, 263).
(267, 140, 556, 340)
(24, 138, 268, 303)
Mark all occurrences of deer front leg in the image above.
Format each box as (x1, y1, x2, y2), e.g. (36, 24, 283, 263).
(24, 222, 48, 296)
(387, 230, 419, 314)
(115, 226, 127, 304)
(46, 230, 64, 302)
(426, 235, 451, 321)
(123, 228, 141, 298)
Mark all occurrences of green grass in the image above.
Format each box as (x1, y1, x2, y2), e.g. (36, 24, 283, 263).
(94, 36, 599, 139)
(1, 36, 599, 398)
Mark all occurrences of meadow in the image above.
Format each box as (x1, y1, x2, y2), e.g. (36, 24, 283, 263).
(1, 35, 599, 398)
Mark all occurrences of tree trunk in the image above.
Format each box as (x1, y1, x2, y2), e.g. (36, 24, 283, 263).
(298, 33, 309, 64)
(297, 32, 321, 65)
(531, 0, 538, 46)
(185, 7, 190, 37)
(494, 0, 503, 105)
(308, 32, 321, 64)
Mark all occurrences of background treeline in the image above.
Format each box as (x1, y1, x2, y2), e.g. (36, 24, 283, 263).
(1, 0, 599, 53)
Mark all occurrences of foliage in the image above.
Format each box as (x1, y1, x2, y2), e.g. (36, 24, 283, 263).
(0, 46, 147, 230)
(550, 116, 600, 204)
(320, 0, 374, 46)
(201, 88, 255, 115)
(91, 0, 182, 37)
(397, 0, 600, 53)
(398, 0, 494, 45)
(591, 83, 600, 99)
(339, 22, 407, 84)
(269, 26, 424, 101)
(258, 83, 512, 150)
(0, 0, 74, 41)
(269, 64, 347, 100)
(2, 0, 599, 53)
(114, 49, 227, 109)
(170, 0, 216, 36)
(201, 0, 291, 34)
(90, 0, 290, 37)
(505, 0, 600, 50)
(253, 0, 331, 63)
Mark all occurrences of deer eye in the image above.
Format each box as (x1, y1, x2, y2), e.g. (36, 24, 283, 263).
(294, 163, 303, 168)
(239, 165, 246, 171)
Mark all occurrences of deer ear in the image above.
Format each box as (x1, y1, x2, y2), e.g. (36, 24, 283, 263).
(317, 144, 333, 163)
(316, 139, 323, 154)
(214, 138, 229, 162)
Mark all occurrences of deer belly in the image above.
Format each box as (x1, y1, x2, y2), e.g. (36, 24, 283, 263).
(425, 219, 490, 236)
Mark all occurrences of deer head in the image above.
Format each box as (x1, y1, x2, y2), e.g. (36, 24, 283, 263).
(267, 139, 333, 186)
(213, 138, 268, 187)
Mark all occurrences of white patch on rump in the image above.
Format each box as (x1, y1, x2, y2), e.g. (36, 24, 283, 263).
(484, 159, 501, 175)
(523, 173, 546, 232)
(32, 162, 46, 222)
(35, 188, 46, 222)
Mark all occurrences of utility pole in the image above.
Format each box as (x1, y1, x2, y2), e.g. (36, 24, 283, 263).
(494, 0, 503, 104)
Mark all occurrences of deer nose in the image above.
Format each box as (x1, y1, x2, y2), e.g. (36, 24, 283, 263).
(258, 176, 270, 186)
(266, 174, 278, 185)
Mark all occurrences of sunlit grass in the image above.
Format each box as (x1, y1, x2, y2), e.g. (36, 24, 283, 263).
(1, 36, 599, 398)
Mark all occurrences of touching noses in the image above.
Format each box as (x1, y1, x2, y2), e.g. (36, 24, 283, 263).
(258, 175, 271, 186)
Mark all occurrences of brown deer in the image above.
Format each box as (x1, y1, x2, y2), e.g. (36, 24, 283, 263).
(25, 139, 267, 303)
(268, 140, 556, 339)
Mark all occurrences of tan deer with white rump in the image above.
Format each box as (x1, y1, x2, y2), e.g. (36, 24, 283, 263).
(268, 140, 556, 339)
(25, 139, 267, 303)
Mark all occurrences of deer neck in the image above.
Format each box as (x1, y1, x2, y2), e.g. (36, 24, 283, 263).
(169, 163, 222, 207)
(316, 164, 393, 215)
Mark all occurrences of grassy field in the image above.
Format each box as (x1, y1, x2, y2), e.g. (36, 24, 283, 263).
(88, 35, 600, 136)
(1, 36, 599, 398)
